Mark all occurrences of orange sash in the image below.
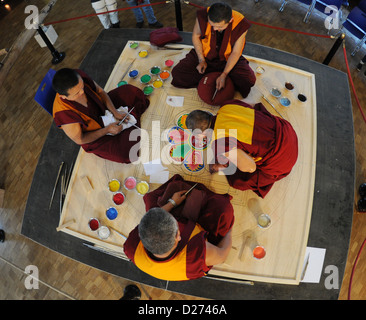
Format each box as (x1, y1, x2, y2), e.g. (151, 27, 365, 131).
(200, 9, 246, 61)
(52, 83, 103, 132)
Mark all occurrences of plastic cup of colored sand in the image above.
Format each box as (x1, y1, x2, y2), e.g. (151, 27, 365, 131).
(253, 246, 266, 259)
(256, 66, 265, 74)
(165, 59, 174, 67)
(140, 74, 151, 84)
(128, 69, 139, 79)
(153, 79, 163, 88)
(257, 214, 271, 228)
(298, 93, 307, 102)
(106, 207, 118, 220)
(136, 181, 149, 195)
(108, 179, 120, 192)
(138, 50, 148, 58)
(285, 82, 294, 90)
(117, 80, 128, 87)
(143, 85, 154, 96)
(129, 41, 139, 49)
(158, 70, 170, 81)
(270, 87, 281, 98)
(150, 66, 161, 75)
(97, 226, 110, 240)
(124, 176, 137, 190)
(280, 97, 291, 107)
(88, 218, 100, 231)
(112, 192, 125, 205)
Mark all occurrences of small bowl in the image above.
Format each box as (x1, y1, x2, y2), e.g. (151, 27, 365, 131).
(256, 66, 265, 74)
(138, 50, 148, 58)
(136, 181, 149, 195)
(298, 93, 307, 103)
(285, 82, 294, 90)
(270, 88, 281, 98)
(143, 85, 154, 96)
(88, 218, 100, 231)
(106, 207, 118, 220)
(97, 226, 110, 240)
(152, 79, 163, 88)
(257, 214, 271, 228)
(124, 176, 137, 190)
(112, 192, 125, 205)
(140, 74, 151, 84)
(128, 69, 139, 78)
(165, 59, 174, 67)
(280, 97, 291, 107)
(129, 41, 139, 49)
(158, 70, 171, 81)
(108, 179, 120, 192)
(117, 80, 128, 87)
(253, 246, 266, 259)
(150, 66, 161, 75)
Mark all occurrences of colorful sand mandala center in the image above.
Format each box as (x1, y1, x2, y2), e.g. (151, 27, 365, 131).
(167, 114, 208, 173)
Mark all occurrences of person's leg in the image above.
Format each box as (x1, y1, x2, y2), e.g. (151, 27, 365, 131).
(105, 0, 120, 27)
(139, 0, 163, 27)
(171, 50, 205, 88)
(140, 0, 156, 24)
(126, 0, 144, 27)
(91, 0, 112, 29)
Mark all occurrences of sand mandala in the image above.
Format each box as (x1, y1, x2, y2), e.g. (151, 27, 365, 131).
(167, 114, 208, 173)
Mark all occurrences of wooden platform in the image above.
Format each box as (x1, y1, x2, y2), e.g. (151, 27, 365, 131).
(58, 41, 317, 285)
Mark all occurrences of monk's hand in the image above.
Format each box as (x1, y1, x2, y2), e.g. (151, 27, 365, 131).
(106, 121, 123, 135)
(216, 72, 227, 90)
(171, 190, 187, 206)
(196, 60, 207, 74)
(114, 110, 130, 123)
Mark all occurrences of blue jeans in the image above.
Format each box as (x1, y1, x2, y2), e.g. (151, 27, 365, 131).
(126, 0, 157, 24)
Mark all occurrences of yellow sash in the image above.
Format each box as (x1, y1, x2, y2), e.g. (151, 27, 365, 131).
(213, 104, 255, 145)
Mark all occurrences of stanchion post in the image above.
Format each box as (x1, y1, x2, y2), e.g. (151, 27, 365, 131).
(322, 33, 345, 65)
(37, 25, 66, 65)
(174, 0, 183, 31)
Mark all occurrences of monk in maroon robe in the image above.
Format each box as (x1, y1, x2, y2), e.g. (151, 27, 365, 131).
(123, 174, 234, 281)
(186, 100, 299, 198)
(52, 68, 149, 163)
(171, 3, 256, 98)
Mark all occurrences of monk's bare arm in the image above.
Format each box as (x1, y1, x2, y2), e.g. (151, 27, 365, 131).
(216, 32, 247, 89)
(224, 148, 256, 173)
(192, 19, 207, 74)
(223, 31, 246, 75)
(160, 191, 187, 212)
(61, 122, 123, 145)
(205, 229, 233, 266)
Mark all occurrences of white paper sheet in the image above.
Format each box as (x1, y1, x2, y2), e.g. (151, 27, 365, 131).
(300, 247, 326, 283)
(166, 96, 184, 107)
(143, 159, 168, 176)
(149, 170, 170, 184)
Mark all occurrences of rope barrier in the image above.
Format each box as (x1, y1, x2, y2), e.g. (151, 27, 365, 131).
(342, 42, 366, 124)
(184, 1, 333, 39)
(43, 1, 170, 26)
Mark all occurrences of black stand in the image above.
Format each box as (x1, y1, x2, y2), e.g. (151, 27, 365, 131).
(322, 33, 345, 65)
(37, 26, 66, 65)
(174, 0, 183, 31)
